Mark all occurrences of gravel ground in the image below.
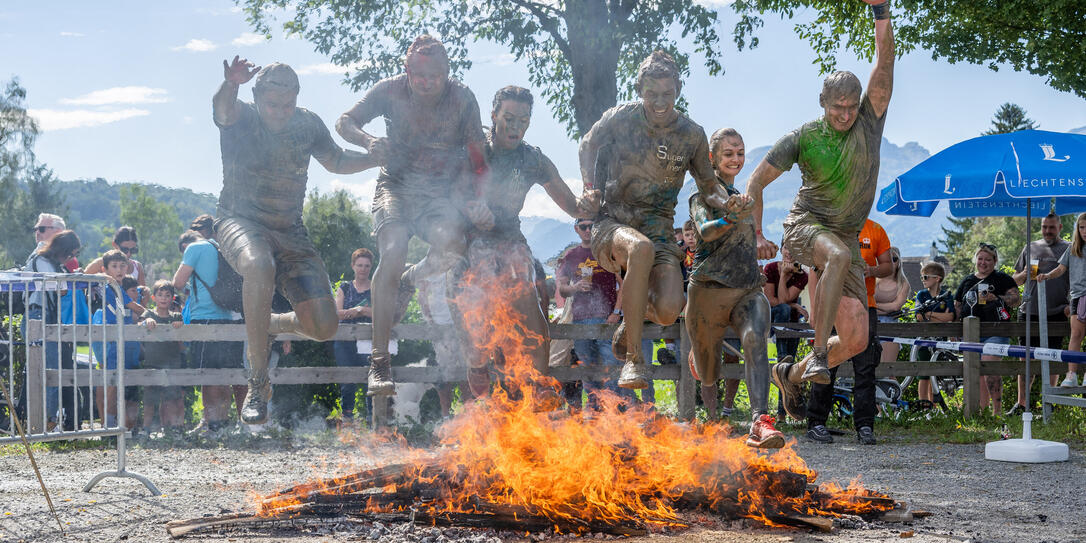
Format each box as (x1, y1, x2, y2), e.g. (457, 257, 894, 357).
(0, 429, 1082, 543)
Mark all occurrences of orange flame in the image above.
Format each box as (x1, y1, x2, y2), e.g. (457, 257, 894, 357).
(257, 249, 894, 529)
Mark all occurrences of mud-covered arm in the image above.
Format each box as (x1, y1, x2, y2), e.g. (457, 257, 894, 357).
(213, 55, 259, 127)
(336, 81, 390, 163)
(744, 159, 785, 259)
(541, 154, 599, 219)
(689, 134, 730, 210)
(864, 0, 895, 118)
(577, 108, 618, 191)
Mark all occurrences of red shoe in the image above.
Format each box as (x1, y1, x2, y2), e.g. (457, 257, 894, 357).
(745, 414, 786, 449)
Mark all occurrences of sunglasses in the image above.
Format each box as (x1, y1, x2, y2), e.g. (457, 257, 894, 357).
(921, 274, 941, 281)
(33, 225, 56, 233)
(978, 242, 997, 251)
(119, 246, 139, 255)
(576, 223, 592, 231)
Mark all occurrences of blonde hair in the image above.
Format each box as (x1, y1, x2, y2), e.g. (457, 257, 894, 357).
(889, 247, 907, 285)
(1073, 212, 1086, 258)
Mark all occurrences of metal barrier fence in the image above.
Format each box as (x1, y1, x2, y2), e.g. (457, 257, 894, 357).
(0, 271, 158, 495)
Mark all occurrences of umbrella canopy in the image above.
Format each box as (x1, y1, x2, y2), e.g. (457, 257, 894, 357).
(876, 129, 1086, 423)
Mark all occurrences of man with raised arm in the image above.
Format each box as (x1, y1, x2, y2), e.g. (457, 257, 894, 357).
(745, 0, 895, 417)
(213, 56, 375, 424)
(336, 35, 493, 397)
(579, 50, 731, 389)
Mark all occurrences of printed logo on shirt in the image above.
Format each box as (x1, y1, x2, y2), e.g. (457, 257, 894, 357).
(859, 236, 872, 250)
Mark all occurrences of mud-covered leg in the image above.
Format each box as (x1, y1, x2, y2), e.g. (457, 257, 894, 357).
(369, 223, 409, 396)
(732, 288, 785, 448)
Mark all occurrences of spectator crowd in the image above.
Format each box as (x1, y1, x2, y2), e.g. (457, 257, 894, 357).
(11, 206, 1084, 441)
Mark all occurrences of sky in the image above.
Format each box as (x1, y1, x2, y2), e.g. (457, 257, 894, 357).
(3, 1, 1085, 223)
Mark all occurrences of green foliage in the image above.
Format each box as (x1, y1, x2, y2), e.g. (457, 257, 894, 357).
(117, 184, 185, 281)
(237, 0, 726, 137)
(0, 78, 68, 269)
(982, 103, 1038, 135)
(301, 188, 374, 282)
(731, 1, 1086, 100)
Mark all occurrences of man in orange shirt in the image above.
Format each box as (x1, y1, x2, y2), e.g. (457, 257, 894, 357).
(805, 218, 893, 444)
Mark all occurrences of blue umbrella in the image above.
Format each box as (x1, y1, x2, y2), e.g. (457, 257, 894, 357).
(877, 129, 1086, 449)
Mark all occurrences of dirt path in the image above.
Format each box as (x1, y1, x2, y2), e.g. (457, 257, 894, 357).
(0, 434, 1081, 543)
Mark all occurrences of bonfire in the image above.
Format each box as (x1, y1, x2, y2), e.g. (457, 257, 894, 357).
(167, 257, 901, 539)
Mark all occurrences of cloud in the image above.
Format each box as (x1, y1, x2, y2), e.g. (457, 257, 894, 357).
(28, 108, 151, 131)
(328, 177, 378, 203)
(478, 53, 516, 66)
(296, 63, 344, 76)
(232, 32, 265, 46)
(60, 86, 169, 106)
(520, 178, 585, 220)
(296, 60, 373, 76)
(59, 31, 85, 37)
(172, 38, 216, 52)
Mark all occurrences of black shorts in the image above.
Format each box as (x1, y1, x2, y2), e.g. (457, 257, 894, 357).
(1017, 312, 1067, 350)
(188, 319, 245, 369)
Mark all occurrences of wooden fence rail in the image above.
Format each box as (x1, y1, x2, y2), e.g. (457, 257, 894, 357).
(30, 318, 1073, 420)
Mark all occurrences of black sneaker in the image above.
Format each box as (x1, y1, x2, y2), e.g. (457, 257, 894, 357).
(806, 424, 834, 444)
(857, 426, 876, 445)
(771, 358, 807, 421)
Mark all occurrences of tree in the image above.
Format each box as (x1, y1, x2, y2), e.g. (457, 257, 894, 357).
(238, 0, 725, 137)
(301, 188, 374, 283)
(983, 103, 1037, 135)
(117, 184, 184, 280)
(731, 1, 1086, 100)
(0, 78, 68, 269)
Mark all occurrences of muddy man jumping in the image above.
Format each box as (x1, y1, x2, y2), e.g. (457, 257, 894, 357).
(745, 0, 895, 419)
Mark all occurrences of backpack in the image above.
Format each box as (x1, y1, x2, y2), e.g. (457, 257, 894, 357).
(190, 244, 244, 314)
(188, 243, 293, 315)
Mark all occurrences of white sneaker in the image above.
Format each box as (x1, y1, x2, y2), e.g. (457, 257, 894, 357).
(1060, 373, 1079, 387)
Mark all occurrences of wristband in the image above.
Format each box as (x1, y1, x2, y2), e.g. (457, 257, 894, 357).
(870, 1, 890, 20)
(704, 217, 732, 229)
(612, 308, 622, 315)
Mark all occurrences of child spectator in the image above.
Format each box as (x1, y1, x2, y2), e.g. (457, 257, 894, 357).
(139, 280, 186, 438)
(93, 249, 145, 430)
(913, 262, 955, 404)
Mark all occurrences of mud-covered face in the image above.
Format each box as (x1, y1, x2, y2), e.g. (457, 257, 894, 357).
(352, 256, 373, 280)
(820, 91, 860, 133)
(492, 99, 532, 150)
(638, 76, 678, 127)
(711, 137, 746, 180)
(254, 87, 297, 132)
(406, 53, 450, 100)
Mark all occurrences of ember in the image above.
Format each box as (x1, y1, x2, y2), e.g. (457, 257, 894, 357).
(168, 259, 898, 539)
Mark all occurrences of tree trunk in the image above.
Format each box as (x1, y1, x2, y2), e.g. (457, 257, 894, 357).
(564, 0, 624, 138)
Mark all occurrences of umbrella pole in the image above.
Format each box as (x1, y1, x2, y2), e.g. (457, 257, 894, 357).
(985, 198, 1066, 463)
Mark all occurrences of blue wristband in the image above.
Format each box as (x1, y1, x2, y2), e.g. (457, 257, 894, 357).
(704, 217, 732, 229)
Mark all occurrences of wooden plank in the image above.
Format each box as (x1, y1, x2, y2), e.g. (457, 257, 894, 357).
(42, 358, 1067, 387)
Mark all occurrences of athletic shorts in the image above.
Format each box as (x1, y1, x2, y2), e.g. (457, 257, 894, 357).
(215, 216, 332, 304)
(142, 385, 184, 403)
(371, 176, 466, 241)
(782, 214, 866, 306)
(188, 319, 244, 369)
(590, 217, 682, 275)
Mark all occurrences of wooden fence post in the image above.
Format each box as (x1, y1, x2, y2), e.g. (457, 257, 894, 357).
(962, 316, 981, 418)
(677, 322, 695, 420)
(26, 344, 44, 434)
